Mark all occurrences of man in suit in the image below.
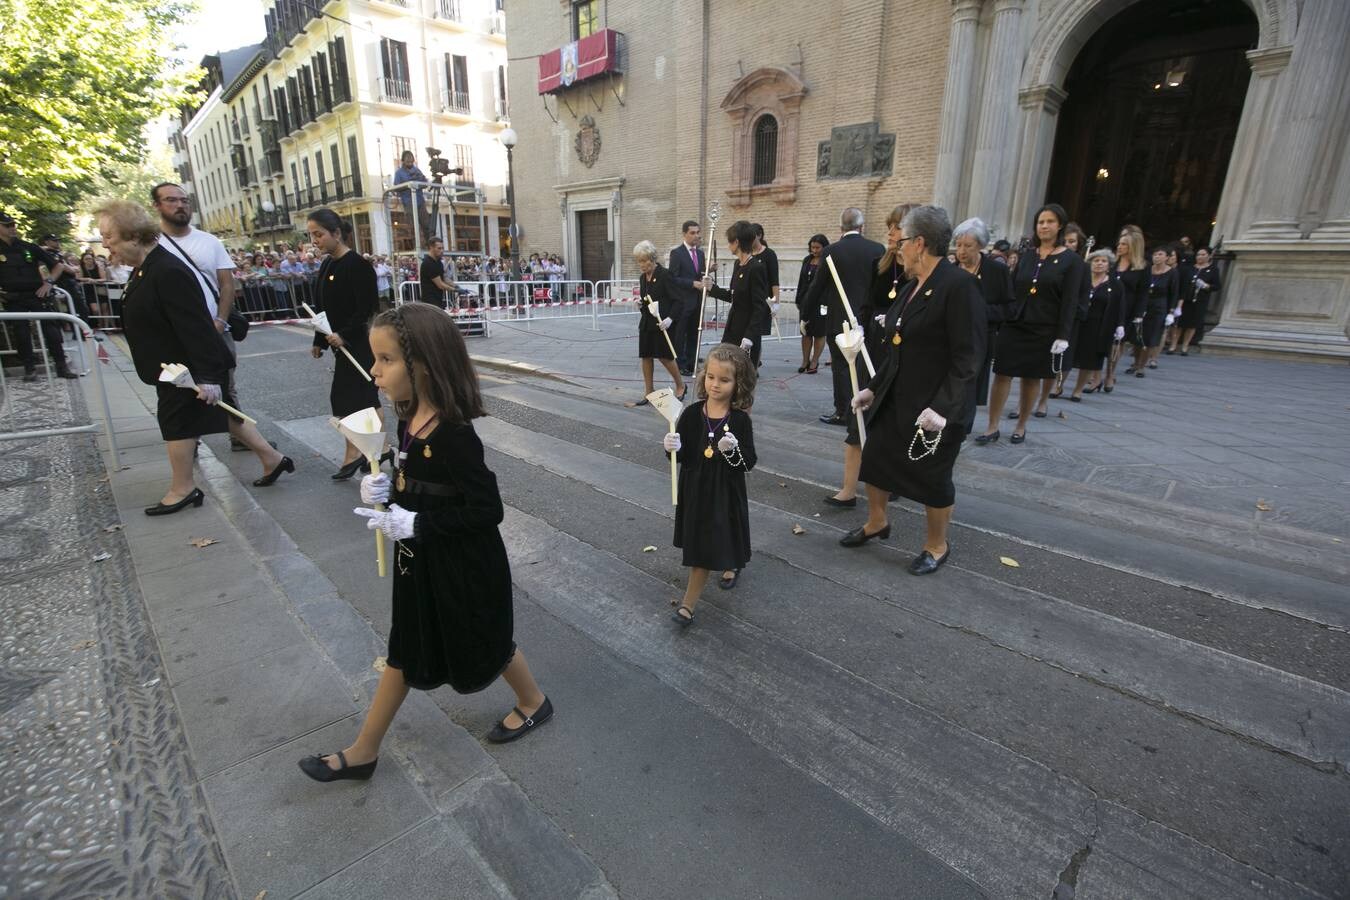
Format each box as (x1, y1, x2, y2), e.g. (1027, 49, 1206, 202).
(801, 208, 885, 424)
(667, 220, 706, 375)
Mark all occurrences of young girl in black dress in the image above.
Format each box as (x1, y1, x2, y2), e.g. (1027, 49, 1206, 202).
(662, 344, 758, 626)
(299, 304, 551, 783)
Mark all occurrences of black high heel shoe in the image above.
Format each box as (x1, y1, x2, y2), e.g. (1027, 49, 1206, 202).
(839, 523, 890, 547)
(253, 456, 294, 487)
(297, 750, 378, 783)
(331, 457, 368, 481)
(144, 487, 204, 517)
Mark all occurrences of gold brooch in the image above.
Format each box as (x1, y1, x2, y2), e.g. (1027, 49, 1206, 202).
(892, 333, 902, 345)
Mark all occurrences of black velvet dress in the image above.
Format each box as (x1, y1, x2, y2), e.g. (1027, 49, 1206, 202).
(637, 264, 678, 360)
(386, 420, 516, 693)
(795, 258, 829, 338)
(671, 402, 756, 571)
(313, 251, 381, 417)
(1115, 266, 1147, 345)
(1137, 268, 1177, 349)
(994, 249, 1083, 379)
(1072, 275, 1120, 370)
(1180, 264, 1220, 329)
(972, 254, 1014, 405)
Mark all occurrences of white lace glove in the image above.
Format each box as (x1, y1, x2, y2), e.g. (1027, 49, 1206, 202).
(360, 472, 391, 505)
(798, 321, 807, 336)
(717, 432, 739, 453)
(851, 388, 873, 412)
(916, 408, 947, 433)
(875, 313, 886, 326)
(1164, 314, 1175, 327)
(1050, 339, 1069, 355)
(663, 432, 682, 452)
(353, 503, 416, 540)
(659, 317, 672, 331)
(1113, 326, 1125, 341)
(196, 383, 222, 405)
(739, 337, 753, 352)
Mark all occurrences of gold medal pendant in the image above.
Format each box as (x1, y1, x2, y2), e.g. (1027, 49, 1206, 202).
(704, 446, 715, 459)
(888, 287, 897, 299)
(1029, 286, 1038, 295)
(0, 254, 6, 263)
(892, 333, 902, 346)
(396, 470, 407, 491)
(423, 445, 432, 458)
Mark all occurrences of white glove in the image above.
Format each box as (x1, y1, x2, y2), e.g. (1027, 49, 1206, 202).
(1164, 314, 1175, 327)
(739, 337, 753, 352)
(771, 302, 780, 316)
(353, 503, 416, 540)
(717, 432, 739, 452)
(916, 408, 947, 433)
(798, 321, 807, 336)
(851, 389, 874, 412)
(196, 383, 222, 405)
(659, 317, 672, 331)
(874, 313, 887, 325)
(1050, 339, 1069, 355)
(1113, 326, 1125, 341)
(360, 472, 391, 505)
(663, 432, 682, 452)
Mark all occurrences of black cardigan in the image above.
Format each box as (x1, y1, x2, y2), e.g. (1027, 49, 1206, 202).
(121, 245, 233, 387)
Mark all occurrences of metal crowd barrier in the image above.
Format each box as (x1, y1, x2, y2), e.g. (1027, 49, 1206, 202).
(235, 275, 318, 322)
(0, 311, 118, 458)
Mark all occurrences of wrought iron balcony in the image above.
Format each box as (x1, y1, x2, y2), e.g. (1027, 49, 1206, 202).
(377, 77, 413, 106)
(440, 89, 471, 114)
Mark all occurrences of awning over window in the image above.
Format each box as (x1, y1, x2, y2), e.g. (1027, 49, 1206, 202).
(538, 29, 621, 95)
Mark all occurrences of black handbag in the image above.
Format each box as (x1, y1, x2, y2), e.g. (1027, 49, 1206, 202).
(227, 308, 249, 340)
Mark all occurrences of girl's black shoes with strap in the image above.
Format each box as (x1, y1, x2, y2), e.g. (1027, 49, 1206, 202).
(253, 456, 294, 487)
(486, 697, 554, 743)
(144, 487, 205, 516)
(331, 457, 368, 481)
(297, 750, 377, 783)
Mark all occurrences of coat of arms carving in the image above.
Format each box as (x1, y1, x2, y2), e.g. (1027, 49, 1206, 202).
(575, 115, 601, 168)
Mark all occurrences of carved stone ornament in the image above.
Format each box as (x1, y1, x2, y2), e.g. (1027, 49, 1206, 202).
(817, 122, 895, 180)
(575, 115, 601, 168)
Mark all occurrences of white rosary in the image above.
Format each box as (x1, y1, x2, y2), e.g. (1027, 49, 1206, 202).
(908, 426, 941, 461)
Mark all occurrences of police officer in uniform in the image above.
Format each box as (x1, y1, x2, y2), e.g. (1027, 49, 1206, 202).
(0, 212, 78, 380)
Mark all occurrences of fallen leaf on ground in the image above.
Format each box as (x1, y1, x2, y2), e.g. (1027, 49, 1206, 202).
(778, 482, 787, 487)
(642, 545, 656, 553)
(372, 657, 387, 672)
(254, 892, 268, 900)
(1333, 538, 1343, 544)
(1057, 411, 1068, 419)
(91, 552, 111, 562)
(1255, 500, 1272, 511)
(188, 537, 219, 549)
(1000, 556, 1020, 568)
(72, 639, 96, 651)
(791, 524, 806, 535)
(103, 524, 124, 533)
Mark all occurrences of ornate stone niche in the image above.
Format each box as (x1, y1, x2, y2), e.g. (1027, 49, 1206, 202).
(720, 66, 807, 207)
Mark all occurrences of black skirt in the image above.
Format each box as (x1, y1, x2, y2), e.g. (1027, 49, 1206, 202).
(673, 453, 752, 572)
(1140, 304, 1166, 349)
(329, 343, 380, 418)
(1072, 310, 1108, 370)
(155, 382, 230, 441)
(637, 320, 675, 359)
(993, 321, 1058, 378)
(1179, 296, 1208, 329)
(800, 300, 831, 338)
(858, 400, 962, 509)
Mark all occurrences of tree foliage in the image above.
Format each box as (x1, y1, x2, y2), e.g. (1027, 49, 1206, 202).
(0, 0, 202, 236)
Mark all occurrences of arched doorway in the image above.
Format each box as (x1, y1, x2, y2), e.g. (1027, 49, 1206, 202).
(1044, 0, 1258, 247)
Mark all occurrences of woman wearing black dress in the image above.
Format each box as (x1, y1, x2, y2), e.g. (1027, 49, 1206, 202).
(703, 220, 770, 356)
(1173, 246, 1219, 355)
(1106, 228, 1145, 392)
(307, 208, 383, 478)
(750, 224, 779, 366)
(954, 218, 1014, 444)
(1066, 249, 1119, 399)
(980, 204, 1083, 444)
(631, 240, 686, 404)
(1127, 245, 1177, 377)
(844, 206, 983, 576)
(795, 233, 830, 373)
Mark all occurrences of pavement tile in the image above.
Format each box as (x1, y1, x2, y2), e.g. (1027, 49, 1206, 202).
(139, 568, 276, 620)
(155, 590, 307, 685)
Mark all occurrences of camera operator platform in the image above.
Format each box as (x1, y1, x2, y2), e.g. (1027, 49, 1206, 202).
(384, 147, 489, 337)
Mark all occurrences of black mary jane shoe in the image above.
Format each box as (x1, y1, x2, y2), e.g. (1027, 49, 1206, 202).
(486, 697, 554, 744)
(253, 456, 295, 487)
(331, 457, 368, 481)
(974, 430, 999, 445)
(718, 570, 740, 590)
(671, 606, 695, 627)
(839, 523, 891, 547)
(823, 495, 857, 508)
(144, 488, 205, 517)
(1010, 432, 1026, 445)
(908, 545, 952, 576)
(298, 750, 378, 783)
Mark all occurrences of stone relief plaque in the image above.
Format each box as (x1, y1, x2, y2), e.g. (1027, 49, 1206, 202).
(816, 122, 895, 180)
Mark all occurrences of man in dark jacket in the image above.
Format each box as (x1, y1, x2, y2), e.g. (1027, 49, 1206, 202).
(801, 208, 884, 424)
(667, 220, 706, 375)
(0, 213, 78, 380)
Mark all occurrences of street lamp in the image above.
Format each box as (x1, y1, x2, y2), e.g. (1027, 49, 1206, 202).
(499, 127, 520, 282)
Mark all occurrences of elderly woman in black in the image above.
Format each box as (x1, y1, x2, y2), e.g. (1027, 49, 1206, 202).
(842, 205, 983, 576)
(1172, 246, 1219, 355)
(979, 204, 1084, 444)
(702, 219, 769, 357)
(953, 218, 1014, 444)
(96, 201, 292, 515)
(1126, 245, 1178, 377)
(631, 239, 686, 404)
(307, 208, 384, 479)
(795, 233, 830, 373)
(1066, 248, 1121, 399)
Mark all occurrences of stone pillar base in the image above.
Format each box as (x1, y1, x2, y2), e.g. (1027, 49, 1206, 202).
(1206, 242, 1350, 361)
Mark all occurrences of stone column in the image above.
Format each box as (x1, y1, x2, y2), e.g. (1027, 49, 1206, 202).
(1248, 0, 1350, 237)
(965, 0, 1025, 236)
(1007, 84, 1068, 243)
(932, 0, 984, 217)
(1211, 46, 1292, 244)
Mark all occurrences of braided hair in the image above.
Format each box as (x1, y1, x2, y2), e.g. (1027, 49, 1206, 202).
(371, 303, 484, 423)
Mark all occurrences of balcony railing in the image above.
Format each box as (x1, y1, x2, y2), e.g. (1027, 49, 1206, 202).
(494, 98, 510, 122)
(252, 203, 293, 233)
(377, 77, 413, 105)
(434, 0, 461, 20)
(440, 88, 470, 114)
(265, 148, 284, 178)
(245, 164, 259, 187)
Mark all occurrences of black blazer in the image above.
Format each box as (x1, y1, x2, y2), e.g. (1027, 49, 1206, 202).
(667, 243, 706, 318)
(973, 253, 1015, 325)
(865, 258, 984, 432)
(312, 250, 379, 363)
(795, 256, 821, 322)
(801, 233, 886, 334)
(121, 245, 233, 388)
(707, 254, 770, 346)
(638, 264, 679, 329)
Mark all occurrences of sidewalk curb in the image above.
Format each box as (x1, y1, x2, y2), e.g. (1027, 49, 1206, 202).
(470, 353, 577, 385)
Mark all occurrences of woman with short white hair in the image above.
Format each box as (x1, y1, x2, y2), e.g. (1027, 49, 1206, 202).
(1066, 248, 1121, 399)
(630, 240, 686, 406)
(952, 217, 1013, 441)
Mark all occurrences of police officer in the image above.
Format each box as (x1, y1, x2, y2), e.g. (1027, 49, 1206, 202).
(0, 212, 78, 380)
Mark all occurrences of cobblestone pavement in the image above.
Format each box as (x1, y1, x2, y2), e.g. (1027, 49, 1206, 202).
(0, 377, 233, 899)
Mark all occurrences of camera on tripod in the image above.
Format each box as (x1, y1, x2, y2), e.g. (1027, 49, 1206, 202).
(425, 147, 463, 184)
